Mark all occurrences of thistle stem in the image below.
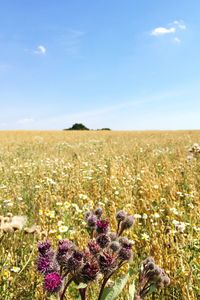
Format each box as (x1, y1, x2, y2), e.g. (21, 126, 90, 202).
(60, 276, 74, 300)
(79, 288, 87, 300)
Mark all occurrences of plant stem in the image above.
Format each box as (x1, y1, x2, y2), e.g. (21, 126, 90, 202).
(79, 288, 87, 300)
(60, 276, 74, 300)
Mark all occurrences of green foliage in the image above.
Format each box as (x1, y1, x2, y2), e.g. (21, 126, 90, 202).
(64, 123, 90, 130)
(101, 273, 129, 300)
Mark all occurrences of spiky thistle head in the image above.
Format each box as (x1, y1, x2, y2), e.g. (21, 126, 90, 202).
(44, 272, 62, 294)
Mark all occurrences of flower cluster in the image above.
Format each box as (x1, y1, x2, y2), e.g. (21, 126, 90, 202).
(37, 209, 169, 300)
(135, 257, 170, 299)
(37, 209, 134, 298)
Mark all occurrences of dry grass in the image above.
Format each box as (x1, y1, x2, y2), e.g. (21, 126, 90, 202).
(0, 130, 199, 300)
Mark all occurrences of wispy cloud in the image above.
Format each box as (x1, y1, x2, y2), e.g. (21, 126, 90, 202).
(173, 20, 186, 30)
(34, 45, 47, 55)
(151, 20, 186, 38)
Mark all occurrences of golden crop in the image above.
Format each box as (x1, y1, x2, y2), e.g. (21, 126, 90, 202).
(0, 130, 199, 300)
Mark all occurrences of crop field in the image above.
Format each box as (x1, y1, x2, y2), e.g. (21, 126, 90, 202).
(0, 130, 199, 300)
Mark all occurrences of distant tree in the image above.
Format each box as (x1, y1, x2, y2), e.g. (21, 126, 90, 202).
(100, 128, 111, 131)
(64, 123, 90, 131)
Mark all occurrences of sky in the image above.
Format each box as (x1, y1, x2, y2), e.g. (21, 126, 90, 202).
(1, 0, 200, 130)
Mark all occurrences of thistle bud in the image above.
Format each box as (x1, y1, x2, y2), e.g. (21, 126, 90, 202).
(94, 207, 103, 219)
(120, 215, 134, 231)
(87, 214, 97, 228)
(116, 210, 126, 222)
(109, 241, 121, 252)
(96, 234, 111, 248)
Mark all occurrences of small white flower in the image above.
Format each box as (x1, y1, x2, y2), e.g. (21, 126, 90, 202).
(11, 266, 20, 273)
(141, 233, 150, 241)
(59, 225, 69, 233)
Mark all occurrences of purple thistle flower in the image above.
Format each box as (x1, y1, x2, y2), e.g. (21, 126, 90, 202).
(88, 240, 101, 256)
(80, 259, 100, 283)
(118, 237, 133, 249)
(56, 239, 75, 268)
(44, 272, 62, 294)
(118, 247, 132, 261)
(67, 250, 84, 272)
(38, 241, 51, 256)
(96, 234, 111, 248)
(98, 251, 117, 275)
(87, 214, 97, 228)
(37, 255, 59, 275)
(96, 219, 109, 234)
(58, 239, 74, 254)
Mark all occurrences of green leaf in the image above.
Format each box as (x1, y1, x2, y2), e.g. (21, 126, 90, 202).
(101, 273, 129, 300)
(128, 280, 135, 300)
(76, 282, 88, 289)
(147, 284, 157, 295)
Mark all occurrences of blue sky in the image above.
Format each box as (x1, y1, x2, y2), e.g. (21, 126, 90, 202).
(1, 0, 200, 130)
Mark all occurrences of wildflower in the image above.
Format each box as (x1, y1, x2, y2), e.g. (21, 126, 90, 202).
(58, 225, 69, 233)
(96, 220, 109, 234)
(118, 247, 132, 261)
(88, 240, 101, 255)
(37, 256, 58, 275)
(80, 259, 100, 283)
(141, 233, 150, 241)
(10, 266, 20, 273)
(38, 241, 52, 256)
(96, 234, 111, 248)
(98, 251, 117, 275)
(44, 272, 62, 294)
(87, 214, 97, 229)
(67, 251, 84, 272)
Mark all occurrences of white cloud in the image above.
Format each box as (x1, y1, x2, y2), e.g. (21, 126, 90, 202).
(16, 118, 34, 124)
(34, 45, 47, 55)
(173, 20, 186, 30)
(151, 20, 186, 37)
(151, 26, 176, 36)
